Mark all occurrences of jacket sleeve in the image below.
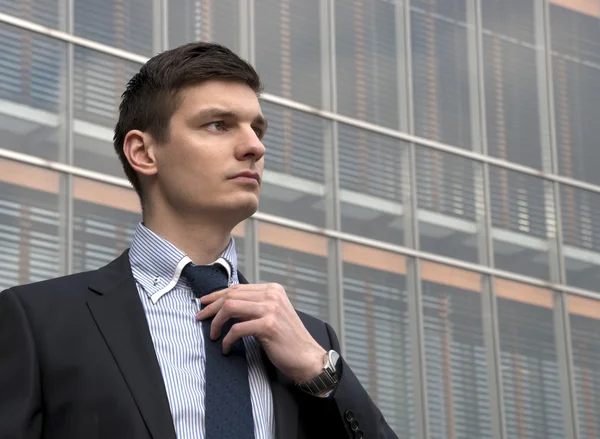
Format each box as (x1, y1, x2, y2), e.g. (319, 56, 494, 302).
(325, 322, 399, 439)
(0, 288, 42, 439)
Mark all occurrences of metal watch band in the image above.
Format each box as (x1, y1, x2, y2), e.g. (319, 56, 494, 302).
(296, 350, 340, 396)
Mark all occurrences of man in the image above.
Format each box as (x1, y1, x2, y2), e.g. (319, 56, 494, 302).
(0, 42, 398, 439)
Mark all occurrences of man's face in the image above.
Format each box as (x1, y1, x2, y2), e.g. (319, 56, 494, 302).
(152, 80, 267, 222)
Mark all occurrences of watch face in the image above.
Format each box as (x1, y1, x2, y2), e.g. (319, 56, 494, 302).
(328, 350, 340, 368)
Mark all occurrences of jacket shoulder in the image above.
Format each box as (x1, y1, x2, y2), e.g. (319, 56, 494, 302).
(4, 270, 97, 302)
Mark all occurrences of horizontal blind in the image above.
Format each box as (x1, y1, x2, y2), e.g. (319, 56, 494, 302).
(335, 0, 399, 129)
(73, 46, 141, 129)
(569, 310, 600, 439)
(482, 34, 542, 169)
(72, 198, 139, 273)
(259, 243, 329, 324)
(422, 279, 493, 439)
(261, 101, 325, 184)
(411, 1, 472, 150)
(168, 0, 240, 53)
(498, 296, 564, 439)
(481, 0, 535, 44)
(551, 4, 600, 186)
(343, 261, 412, 437)
(0, 23, 64, 113)
(560, 185, 600, 253)
(74, 0, 153, 56)
(0, 0, 60, 29)
(416, 148, 476, 222)
(489, 167, 548, 239)
(0, 179, 61, 291)
(255, 0, 321, 108)
(338, 125, 404, 202)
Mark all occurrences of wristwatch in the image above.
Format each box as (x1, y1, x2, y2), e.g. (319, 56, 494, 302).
(295, 350, 341, 397)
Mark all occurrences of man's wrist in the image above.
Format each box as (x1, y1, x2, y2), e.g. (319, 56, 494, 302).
(294, 347, 327, 383)
(295, 349, 341, 397)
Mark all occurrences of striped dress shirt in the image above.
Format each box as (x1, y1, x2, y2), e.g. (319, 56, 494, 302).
(129, 223, 274, 439)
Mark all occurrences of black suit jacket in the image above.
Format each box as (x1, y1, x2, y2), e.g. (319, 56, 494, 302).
(0, 250, 398, 439)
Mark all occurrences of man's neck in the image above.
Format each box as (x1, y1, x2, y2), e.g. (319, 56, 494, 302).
(142, 213, 233, 266)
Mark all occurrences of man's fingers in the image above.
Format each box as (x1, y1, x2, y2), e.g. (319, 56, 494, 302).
(221, 319, 265, 355)
(199, 289, 227, 305)
(209, 300, 265, 340)
(199, 283, 278, 305)
(196, 288, 275, 321)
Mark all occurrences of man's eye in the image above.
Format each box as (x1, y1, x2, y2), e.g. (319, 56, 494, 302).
(253, 127, 263, 138)
(207, 121, 226, 131)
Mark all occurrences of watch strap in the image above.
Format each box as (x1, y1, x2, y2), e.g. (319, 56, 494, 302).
(295, 350, 341, 396)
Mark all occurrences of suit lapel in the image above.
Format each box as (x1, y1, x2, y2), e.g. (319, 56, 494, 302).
(238, 272, 299, 439)
(87, 251, 177, 439)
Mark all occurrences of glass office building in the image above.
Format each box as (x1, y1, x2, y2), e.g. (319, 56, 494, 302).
(0, 0, 599, 437)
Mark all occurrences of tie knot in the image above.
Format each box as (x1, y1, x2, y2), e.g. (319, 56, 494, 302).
(181, 262, 230, 299)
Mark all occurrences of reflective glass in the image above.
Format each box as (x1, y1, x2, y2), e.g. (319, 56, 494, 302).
(496, 280, 564, 439)
(422, 262, 493, 439)
(482, 0, 543, 169)
(255, 0, 322, 107)
(73, 47, 142, 177)
(168, 0, 240, 54)
(260, 101, 328, 227)
(550, 2, 600, 186)
(568, 295, 600, 439)
(339, 125, 405, 245)
(489, 166, 554, 280)
(0, 0, 64, 29)
(416, 147, 482, 263)
(560, 184, 600, 292)
(0, 23, 67, 161)
(0, 159, 65, 290)
(336, 0, 400, 128)
(411, 0, 472, 149)
(74, 0, 154, 56)
(342, 243, 412, 436)
(258, 222, 329, 323)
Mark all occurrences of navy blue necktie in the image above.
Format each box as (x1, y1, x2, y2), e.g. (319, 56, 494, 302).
(181, 262, 255, 439)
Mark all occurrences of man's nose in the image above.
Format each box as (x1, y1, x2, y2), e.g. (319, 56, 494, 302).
(238, 127, 266, 160)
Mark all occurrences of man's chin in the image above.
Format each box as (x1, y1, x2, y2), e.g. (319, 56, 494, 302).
(218, 196, 259, 220)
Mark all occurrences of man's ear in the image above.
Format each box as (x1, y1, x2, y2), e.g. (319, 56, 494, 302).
(123, 130, 158, 177)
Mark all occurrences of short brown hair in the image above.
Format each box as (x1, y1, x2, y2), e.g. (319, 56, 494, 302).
(113, 42, 263, 198)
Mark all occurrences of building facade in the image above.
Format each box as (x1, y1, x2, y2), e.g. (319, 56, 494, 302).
(0, 0, 599, 438)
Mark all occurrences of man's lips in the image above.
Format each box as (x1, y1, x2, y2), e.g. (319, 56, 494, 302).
(231, 171, 261, 183)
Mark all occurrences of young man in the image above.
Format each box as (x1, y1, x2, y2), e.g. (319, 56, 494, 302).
(0, 42, 398, 439)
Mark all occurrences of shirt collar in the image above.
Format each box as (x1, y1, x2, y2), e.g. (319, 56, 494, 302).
(129, 222, 239, 303)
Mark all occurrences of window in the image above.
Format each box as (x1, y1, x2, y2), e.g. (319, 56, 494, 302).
(411, 0, 472, 149)
(567, 295, 600, 439)
(336, 0, 400, 129)
(496, 280, 564, 439)
(255, 0, 322, 107)
(74, 0, 154, 55)
(342, 243, 413, 435)
(339, 126, 405, 245)
(551, 2, 600, 186)
(421, 262, 493, 439)
(0, 24, 66, 161)
(0, 159, 64, 290)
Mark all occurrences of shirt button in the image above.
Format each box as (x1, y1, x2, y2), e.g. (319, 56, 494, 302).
(153, 276, 160, 286)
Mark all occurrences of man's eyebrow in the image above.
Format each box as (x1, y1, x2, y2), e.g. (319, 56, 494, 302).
(193, 107, 268, 130)
(255, 114, 268, 131)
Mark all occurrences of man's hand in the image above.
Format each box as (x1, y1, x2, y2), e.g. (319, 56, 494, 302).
(196, 283, 326, 383)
